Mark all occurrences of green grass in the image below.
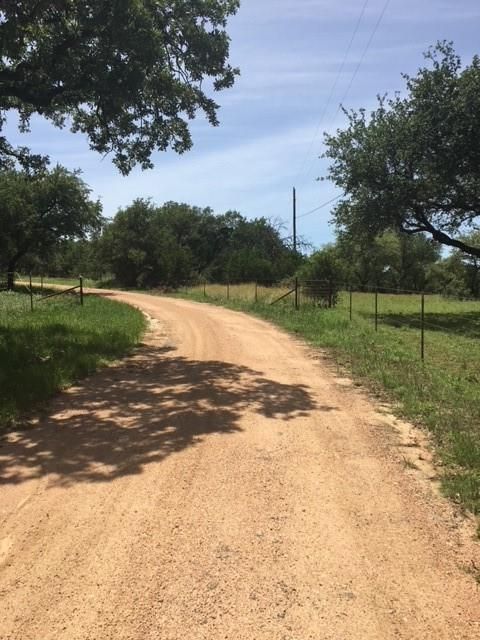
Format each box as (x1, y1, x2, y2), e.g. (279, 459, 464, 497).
(0, 291, 146, 430)
(19, 274, 108, 288)
(177, 283, 480, 516)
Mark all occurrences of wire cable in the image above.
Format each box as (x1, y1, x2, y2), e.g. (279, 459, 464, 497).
(297, 193, 343, 220)
(295, 0, 370, 182)
(329, 0, 391, 127)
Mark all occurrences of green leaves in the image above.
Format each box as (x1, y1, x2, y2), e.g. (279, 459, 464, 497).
(98, 199, 298, 288)
(0, 0, 239, 173)
(324, 42, 480, 258)
(0, 166, 103, 276)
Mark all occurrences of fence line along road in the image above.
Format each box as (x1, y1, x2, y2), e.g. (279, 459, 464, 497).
(0, 273, 85, 312)
(183, 279, 480, 362)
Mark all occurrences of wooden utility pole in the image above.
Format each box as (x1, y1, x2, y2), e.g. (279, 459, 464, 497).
(293, 187, 297, 254)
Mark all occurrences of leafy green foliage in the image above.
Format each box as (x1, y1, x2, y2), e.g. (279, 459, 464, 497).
(297, 244, 347, 283)
(296, 245, 345, 306)
(0, 166, 103, 287)
(21, 238, 106, 282)
(0, 0, 239, 173)
(324, 42, 480, 258)
(97, 199, 298, 288)
(336, 231, 441, 291)
(453, 231, 480, 296)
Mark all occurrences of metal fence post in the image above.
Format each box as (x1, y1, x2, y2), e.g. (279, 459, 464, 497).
(295, 277, 299, 310)
(40, 274, 44, 293)
(375, 288, 378, 331)
(203, 281, 206, 298)
(349, 287, 353, 321)
(227, 281, 230, 300)
(79, 275, 84, 306)
(254, 281, 258, 303)
(421, 292, 425, 361)
(29, 273, 33, 311)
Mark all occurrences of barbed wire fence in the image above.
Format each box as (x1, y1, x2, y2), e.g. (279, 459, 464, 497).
(4, 273, 479, 362)
(180, 278, 480, 362)
(0, 273, 84, 314)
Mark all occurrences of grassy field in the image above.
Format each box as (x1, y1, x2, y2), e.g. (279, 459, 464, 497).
(177, 283, 480, 517)
(20, 274, 108, 288)
(0, 290, 145, 430)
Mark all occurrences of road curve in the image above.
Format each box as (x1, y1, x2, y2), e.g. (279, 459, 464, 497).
(1, 292, 479, 640)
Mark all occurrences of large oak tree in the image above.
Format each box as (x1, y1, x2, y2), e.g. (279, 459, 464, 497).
(324, 43, 480, 259)
(0, 0, 239, 173)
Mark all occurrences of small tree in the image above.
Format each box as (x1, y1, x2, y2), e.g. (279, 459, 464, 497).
(0, 167, 102, 289)
(297, 245, 346, 307)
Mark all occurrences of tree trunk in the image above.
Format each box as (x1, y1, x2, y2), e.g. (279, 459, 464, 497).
(7, 248, 29, 290)
(7, 268, 15, 291)
(412, 209, 480, 259)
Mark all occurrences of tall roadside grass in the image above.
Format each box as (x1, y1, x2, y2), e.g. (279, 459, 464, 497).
(176, 283, 480, 516)
(0, 291, 146, 430)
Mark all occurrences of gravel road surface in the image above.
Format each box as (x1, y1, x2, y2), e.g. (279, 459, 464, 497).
(1, 292, 479, 639)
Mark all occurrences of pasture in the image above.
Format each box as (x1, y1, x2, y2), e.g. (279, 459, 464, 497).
(179, 283, 480, 516)
(0, 290, 145, 430)
(24, 274, 108, 288)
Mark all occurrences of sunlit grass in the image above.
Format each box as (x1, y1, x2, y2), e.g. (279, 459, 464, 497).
(178, 281, 294, 305)
(0, 291, 146, 430)
(17, 274, 110, 288)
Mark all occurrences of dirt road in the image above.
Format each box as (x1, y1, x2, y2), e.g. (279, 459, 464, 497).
(1, 292, 479, 639)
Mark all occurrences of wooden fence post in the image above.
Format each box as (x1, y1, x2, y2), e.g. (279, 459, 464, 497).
(29, 273, 33, 311)
(421, 292, 425, 361)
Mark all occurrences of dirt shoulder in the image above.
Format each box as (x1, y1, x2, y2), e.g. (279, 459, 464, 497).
(1, 291, 479, 639)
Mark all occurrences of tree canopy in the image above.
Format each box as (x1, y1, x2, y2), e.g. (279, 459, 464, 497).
(336, 231, 441, 291)
(0, 0, 239, 173)
(296, 231, 441, 294)
(0, 166, 102, 288)
(96, 199, 299, 288)
(324, 42, 480, 258)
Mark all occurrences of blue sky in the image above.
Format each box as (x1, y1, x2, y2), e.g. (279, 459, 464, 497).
(6, 0, 480, 249)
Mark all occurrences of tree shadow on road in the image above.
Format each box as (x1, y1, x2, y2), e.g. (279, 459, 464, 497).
(0, 343, 319, 486)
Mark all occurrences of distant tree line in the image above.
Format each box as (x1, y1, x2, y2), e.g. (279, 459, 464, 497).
(1, 164, 479, 297)
(9, 195, 300, 288)
(299, 230, 480, 297)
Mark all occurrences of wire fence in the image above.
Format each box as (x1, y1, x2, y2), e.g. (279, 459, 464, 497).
(180, 279, 480, 362)
(0, 273, 84, 314)
(5, 274, 479, 362)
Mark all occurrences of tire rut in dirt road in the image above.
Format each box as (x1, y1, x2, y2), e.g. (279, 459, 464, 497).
(1, 292, 479, 639)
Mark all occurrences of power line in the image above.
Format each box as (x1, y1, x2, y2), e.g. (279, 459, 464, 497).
(297, 194, 343, 220)
(292, 1, 390, 233)
(330, 0, 391, 126)
(297, 0, 370, 181)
